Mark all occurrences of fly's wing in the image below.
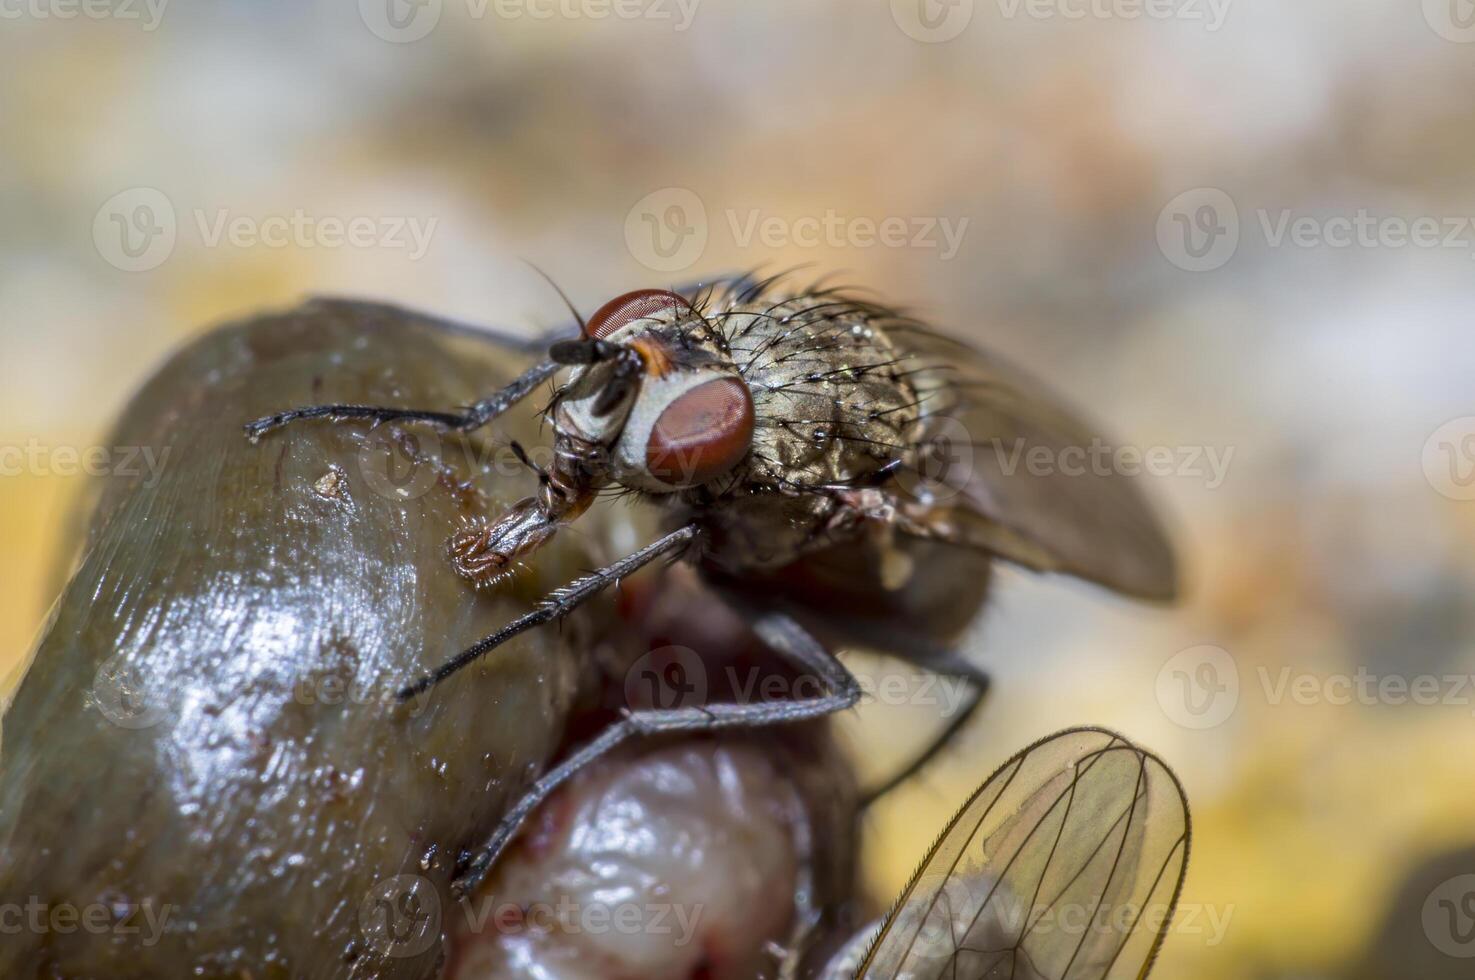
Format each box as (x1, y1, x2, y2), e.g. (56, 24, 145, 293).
(885, 323, 1177, 600)
(853, 727, 1191, 980)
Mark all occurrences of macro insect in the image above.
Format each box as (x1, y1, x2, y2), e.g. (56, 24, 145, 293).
(807, 727, 1192, 980)
(245, 272, 1178, 894)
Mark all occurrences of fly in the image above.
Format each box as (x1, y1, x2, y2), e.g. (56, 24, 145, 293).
(244, 271, 1178, 894)
(805, 727, 1192, 980)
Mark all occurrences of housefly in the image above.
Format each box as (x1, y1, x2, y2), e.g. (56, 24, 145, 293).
(244, 272, 1178, 893)
(806, 727, 1192, 980)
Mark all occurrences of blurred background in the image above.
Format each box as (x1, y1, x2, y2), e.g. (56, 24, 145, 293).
(3, 2, 1475, 977)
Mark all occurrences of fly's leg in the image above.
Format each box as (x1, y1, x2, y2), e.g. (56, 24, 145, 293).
(243, 358, 560, 442)
(399, 523, 701, 700)
(859, 644, 990, 807)
(452, 609, 862, 897)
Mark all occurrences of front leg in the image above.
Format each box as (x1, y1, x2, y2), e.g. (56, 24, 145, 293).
(447, 442, 603, 588)
(399, 522, 701, 701)
(448, 497, 563, 590)
(242, 357, 560, 442)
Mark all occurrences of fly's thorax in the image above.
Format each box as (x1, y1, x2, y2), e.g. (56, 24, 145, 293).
(723, 298, 923, 493)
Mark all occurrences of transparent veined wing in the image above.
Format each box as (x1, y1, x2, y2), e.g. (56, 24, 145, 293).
(832, 727, 1190, 980)
(885, 322, 1178, 601)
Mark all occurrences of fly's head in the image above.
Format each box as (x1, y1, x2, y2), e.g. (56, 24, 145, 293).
(450, 288, 755, 591)
(548, 289, 755, 495)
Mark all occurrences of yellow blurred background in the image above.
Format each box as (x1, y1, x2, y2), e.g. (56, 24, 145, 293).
(4, 2, 1475, 977)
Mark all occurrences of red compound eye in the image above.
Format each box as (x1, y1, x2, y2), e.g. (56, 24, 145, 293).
(584, 289, 690, 340)
(645, 378, 755, 486)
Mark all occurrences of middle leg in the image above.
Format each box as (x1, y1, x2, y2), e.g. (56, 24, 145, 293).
(452, 608, 862, 895)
